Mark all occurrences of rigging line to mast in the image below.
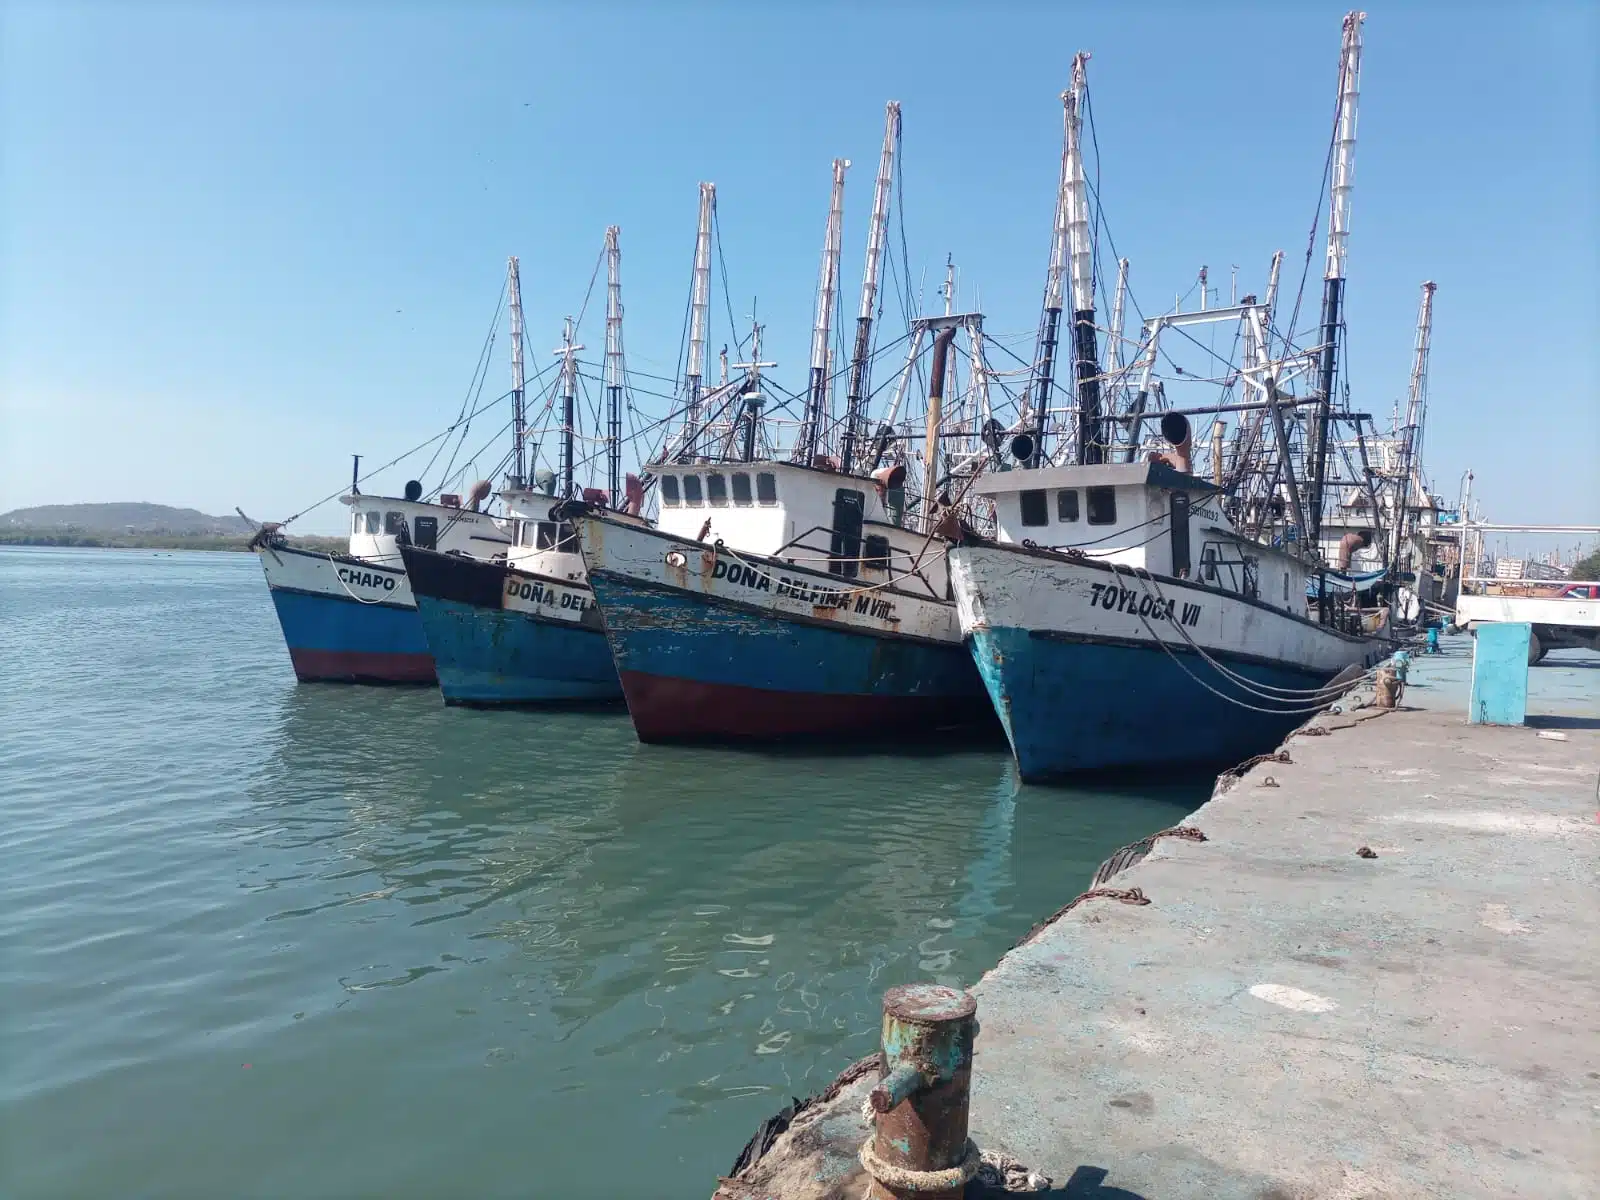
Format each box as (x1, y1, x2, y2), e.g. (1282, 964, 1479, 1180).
(711, 204, 748, 356)
(417, 281, 507, 484)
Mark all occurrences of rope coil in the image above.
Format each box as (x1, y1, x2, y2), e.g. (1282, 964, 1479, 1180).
(859, 1137, 981, 1193)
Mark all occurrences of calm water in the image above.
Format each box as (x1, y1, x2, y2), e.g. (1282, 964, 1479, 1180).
(0, 546, 1206, 1198)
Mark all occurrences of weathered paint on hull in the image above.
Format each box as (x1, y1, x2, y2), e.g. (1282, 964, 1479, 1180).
(585, 568, 995, 743)
(400, 543, 620, 705)
(414, 596, 620, 705)
(267, 586, 435, 684)
(969, 625, 1330, 780)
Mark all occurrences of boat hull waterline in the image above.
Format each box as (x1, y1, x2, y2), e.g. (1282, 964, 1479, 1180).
(256, 544, 435, 684)
(576, 514, 996, 743)
(400, 545, 620, 705)
(950, 543, 1388, 780)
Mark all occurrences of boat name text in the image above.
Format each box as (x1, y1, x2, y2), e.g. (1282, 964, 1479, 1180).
(506, 577, 594, 612)
(1088, 582, 1202, 627)
(708, 558, 896, 621)
(338, 567, 397, 592)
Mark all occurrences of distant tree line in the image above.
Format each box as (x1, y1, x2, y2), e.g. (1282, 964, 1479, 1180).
(0, 528, 345, 553)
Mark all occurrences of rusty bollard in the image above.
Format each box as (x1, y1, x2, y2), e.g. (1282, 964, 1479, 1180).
(1374, 665, 1401, 709)
(859, 984, 980, 1199)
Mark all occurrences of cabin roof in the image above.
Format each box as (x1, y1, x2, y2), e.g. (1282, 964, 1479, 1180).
(970, 460, 1221, 497)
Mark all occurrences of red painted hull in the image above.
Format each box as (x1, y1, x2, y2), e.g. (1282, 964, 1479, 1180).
(618, 670, 995, 743)
(288, 648, 437, 685)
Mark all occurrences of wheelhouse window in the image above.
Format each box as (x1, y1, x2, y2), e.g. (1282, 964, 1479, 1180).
(731, 472, 753, 506)
(659, 475, 681, 507)
(1200, 545, 1218, 582)
(756, 473, 778, 505)
(535, 522, 557, 550)
(352, 512, 363, 535)
(384, 511, 407, 535)
(556, 522, 579, 552)
(1019, 489, 1049, 527)
(682, 474, 704, 507)
(365, 512, 381, 534)
(706, 473, 728, 507)
(863, 534, 892, 571)
(1086, 487, 1117, 526)
(1057, 489, 1080, 522)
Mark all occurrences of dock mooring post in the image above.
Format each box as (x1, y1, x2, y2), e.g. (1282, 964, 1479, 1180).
(860, 984, 980, 1199)
(1469, 622, 1531, 725)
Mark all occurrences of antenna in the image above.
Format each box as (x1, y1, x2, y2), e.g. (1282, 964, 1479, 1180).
(799, 158, 849, 465)
(604, 227, 624, 506)
(1309, 10, 1366, 545)
(841, 102, 899, 475)
(682, 183, 715, 461)
(507, 256, 527, 488)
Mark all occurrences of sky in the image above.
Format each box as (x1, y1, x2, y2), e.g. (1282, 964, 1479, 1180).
(2, 1, 1596, 538)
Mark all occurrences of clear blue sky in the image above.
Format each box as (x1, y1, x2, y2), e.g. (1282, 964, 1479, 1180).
(3, 1, 1595, 536)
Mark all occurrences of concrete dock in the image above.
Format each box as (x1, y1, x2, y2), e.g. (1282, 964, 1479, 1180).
(715, 640, 1599, 1199)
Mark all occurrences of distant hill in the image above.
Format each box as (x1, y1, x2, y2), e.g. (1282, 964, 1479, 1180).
(0, 503, 254, 535)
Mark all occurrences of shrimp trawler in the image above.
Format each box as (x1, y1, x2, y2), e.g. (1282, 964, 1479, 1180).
(248, 259, 536, 683)
(948, 13, 1398, 779)
(572, 117, 1002, 742)
(251, 476, 510, 684)
(399, 233, 631, 704)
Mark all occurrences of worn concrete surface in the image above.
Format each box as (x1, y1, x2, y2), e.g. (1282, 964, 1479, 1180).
(717, 643, 1599, 1199)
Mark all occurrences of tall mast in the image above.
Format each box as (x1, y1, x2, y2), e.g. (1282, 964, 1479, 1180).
(1309, 10, 1365, 545)
(841, 101, 899, 476)
(604, 226, 625, 506)
(681, 182, 715, 461)
(1026, 84, 1072, 468)
(800, 157, 849, 465)
(1105, 256, 1129, 447)
(553, 317, 583, 498)
(923, 326, 957, 520)
(507, 256, 527, 488)
(1392, 280, 1436, 574)
(1065, 52, 1101, 465)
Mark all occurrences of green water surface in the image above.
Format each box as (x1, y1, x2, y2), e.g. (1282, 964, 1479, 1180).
(0, 546, 1206, 1198)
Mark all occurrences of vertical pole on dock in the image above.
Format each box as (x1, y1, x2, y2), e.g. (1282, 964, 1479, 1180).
(860, 984, 980, 1199)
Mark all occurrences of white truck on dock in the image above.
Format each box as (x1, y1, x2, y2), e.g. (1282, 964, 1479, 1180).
(1454, 523, 1600, 663)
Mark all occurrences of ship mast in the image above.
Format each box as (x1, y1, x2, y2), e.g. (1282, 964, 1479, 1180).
(841, 103, 899, 476)
(1309, 10, 1365, 545)
(1025, 84, 1073, 468)
(553, 317, 583, 498)
(1392, 280, 1436, 574)
(799, 158, 849, 465)
(604, 226, 625, 506)
(1064, 53, 1101, 465)
(507, 256, 527, 489)
(681, 183, 715, 461)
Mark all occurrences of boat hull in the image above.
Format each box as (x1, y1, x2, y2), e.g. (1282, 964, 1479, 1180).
(950, 543, 1387, 780)
(400, 545, 620, 705)
(257, 545, 435, 684)
(576, 515, 995, 743)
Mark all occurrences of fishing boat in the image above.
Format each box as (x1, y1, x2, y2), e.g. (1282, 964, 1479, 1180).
(948, 434, 1389, 779)
(570, 111, 1006, 742)
(400, 231, 645, 705)
(573, 454, 994, 741)
(251, 478, 509, 683)
(949, 12, 1397, 779)
(249, 260, 526, 683)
